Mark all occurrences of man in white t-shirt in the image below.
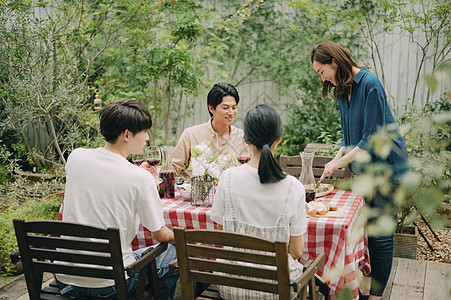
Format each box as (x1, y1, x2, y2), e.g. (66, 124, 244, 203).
(56, 100, 178, 299)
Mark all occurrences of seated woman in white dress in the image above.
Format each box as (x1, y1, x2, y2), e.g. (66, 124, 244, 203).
(210, 104, 307, 299)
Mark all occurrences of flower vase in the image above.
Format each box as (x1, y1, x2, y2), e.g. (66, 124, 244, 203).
(190, 177, 216, 207)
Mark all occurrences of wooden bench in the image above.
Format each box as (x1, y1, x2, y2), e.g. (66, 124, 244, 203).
(303, 143, 333, 153)
(13, 219, 167, 300)
(279, 155, 351, 185)
(173, 227, 326, 300)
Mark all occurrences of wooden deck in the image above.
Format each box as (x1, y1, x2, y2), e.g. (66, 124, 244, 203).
(382, 257, 450, 300)
(0, 258, 449, 299)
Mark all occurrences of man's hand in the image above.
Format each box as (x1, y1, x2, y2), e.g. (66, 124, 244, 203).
(140, 161, 158, 177)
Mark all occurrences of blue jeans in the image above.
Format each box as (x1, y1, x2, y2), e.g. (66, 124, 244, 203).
(365, 182, 398, 296)
(56, 244, 179, 300)
(367, 235, 393, 296)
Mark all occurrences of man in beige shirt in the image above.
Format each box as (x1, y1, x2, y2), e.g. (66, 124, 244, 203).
(172, 83, 247, 177)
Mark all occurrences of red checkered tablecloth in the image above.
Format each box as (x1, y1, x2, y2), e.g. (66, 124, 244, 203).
(300, 190, 371, 299)
(130, 196, 218, 249)
(58, 190, 370, 299)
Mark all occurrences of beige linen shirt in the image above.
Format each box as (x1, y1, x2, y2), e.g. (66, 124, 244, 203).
(172, 119, 246, 177)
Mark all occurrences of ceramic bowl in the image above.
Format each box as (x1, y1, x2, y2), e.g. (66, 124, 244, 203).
(176, 183, 191, 199)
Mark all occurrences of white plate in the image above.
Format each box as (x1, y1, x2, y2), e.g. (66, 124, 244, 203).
(315, 183, 334, 198)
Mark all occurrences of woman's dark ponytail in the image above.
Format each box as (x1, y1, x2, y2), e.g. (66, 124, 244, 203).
(244, 105, 286, 184)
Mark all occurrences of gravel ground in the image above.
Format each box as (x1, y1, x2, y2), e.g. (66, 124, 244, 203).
(415, 217, 451, 263)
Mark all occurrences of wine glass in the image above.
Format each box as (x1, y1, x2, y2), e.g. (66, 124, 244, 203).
(146, 145, 163, 185)
(132, 151, 146, 166)
(237, 145, 252, 165)
(146, 145, 161, 167)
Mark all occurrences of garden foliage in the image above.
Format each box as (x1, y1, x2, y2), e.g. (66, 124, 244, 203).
(0, 191, 63, 275)
(0, 0, 237, 174)
(0, 2, 449, 295)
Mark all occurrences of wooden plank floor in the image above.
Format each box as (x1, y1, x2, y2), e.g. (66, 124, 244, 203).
(1, 258, 450, 299)
(0, 273, 52, 300)
(382, 257, 451, 300)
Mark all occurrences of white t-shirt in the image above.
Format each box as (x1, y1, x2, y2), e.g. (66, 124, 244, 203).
(210, 164, 307, 237)
(57, 147, 165, 288)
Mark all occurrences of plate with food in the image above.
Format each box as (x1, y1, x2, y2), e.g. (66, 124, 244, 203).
(305, 200, 344, 218)
(315, 183, 334, 198)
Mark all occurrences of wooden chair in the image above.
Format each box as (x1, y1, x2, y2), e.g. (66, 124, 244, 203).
(13, 219, 167, 300)
(279, 155, 352, 185)
(173, 227, 326, 300)
(303, 143, 332, 153)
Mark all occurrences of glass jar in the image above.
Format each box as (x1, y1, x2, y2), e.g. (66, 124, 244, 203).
(190, 177, 216, 207)
(299, 151, 316, 202)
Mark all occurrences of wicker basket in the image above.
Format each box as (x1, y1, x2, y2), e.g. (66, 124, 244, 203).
(393, 226, 418, 259)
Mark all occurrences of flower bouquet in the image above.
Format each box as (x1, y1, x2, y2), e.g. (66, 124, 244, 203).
(189, 141, 235, 206)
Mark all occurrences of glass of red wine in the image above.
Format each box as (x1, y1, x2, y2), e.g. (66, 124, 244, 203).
(237, 145, 252, 165)
(146, 145, 163, 185)
(132, 151, 145, 166)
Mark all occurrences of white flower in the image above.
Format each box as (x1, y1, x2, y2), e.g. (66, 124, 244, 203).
(207, 163, 222, 179)
(189, 141, 235, 180)
(217, 154, 232, 169)
(195, 143, 213, 157)
(191, 157, 208, 178)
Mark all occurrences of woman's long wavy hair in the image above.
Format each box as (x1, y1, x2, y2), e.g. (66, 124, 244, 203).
(244, 104, 286, 184)
(310, 41, 363, 99)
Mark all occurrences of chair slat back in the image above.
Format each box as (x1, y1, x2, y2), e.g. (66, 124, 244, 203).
(303, 143, 332, 153)
(174, 228, 291, 299)
(279, 155, 351, 185)
(186, 245, 277, 265)
(13, 219, 128, 299)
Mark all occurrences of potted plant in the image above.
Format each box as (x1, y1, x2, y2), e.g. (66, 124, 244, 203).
(394, 201, 418, 259)
(440, 202, 451, 228)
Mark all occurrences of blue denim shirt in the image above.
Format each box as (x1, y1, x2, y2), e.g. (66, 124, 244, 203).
(338, 67, 409, 180)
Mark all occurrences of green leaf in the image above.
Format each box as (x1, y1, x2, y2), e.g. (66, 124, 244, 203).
(337, 287, 353, 300)
(425, 74, 438, 94)
(191, 145, 203, 158)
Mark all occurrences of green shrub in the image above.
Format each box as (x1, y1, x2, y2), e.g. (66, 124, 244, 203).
(351, 96, 451, 235)
(276, 95, 342, 157)
(399, 96, 451, 205)
(0, 165, 10, 185)
(0, 195, 62, 276)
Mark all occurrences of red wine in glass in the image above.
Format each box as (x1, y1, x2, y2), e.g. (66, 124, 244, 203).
(147, 158, 160, 166)
(159, 172, 175, 198)
(305, 189, 316, 203)
(237, 155, 251, 165)
(133, 159, 144, 166)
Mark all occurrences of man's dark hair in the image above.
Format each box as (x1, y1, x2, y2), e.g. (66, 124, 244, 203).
(100, 99, 152, 143)
(207, 83, 240, 117)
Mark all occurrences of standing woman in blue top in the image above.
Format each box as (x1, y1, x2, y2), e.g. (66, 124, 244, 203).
(310, 41, 409, 300)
